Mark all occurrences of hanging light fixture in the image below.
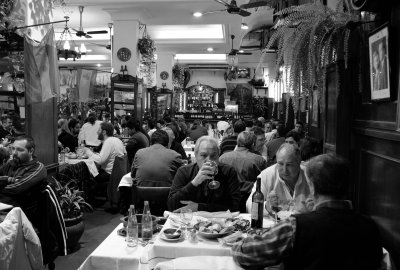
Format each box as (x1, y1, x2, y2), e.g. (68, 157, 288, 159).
(57, 16, 81, 61)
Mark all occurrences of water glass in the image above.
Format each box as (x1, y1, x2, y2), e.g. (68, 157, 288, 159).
(180, 209, 193, 237)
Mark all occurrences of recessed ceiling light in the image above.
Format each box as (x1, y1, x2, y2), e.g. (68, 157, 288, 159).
(239, 50, 244, 53)
(193, 12, 203, 17)
(97, 64, 101, 67)
(86, 49, 93, 52)
(241, 23, 249, 30)
(207, 47, 213, 52)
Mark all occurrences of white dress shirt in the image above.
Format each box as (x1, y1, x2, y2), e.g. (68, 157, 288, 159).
(87, 136, 126, 174)
(246, 163, 311, 215)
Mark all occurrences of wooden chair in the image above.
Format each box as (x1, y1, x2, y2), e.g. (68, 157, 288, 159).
(132, 184, 171, 216)
(107, 155, 129, 209)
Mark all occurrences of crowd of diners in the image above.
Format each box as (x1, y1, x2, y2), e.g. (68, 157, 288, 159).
(0, 111, 384, 269)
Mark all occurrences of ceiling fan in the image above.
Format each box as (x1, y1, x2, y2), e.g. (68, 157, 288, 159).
(227, 35, 252, 56)
(87, 23, 113, 50)
(71, 6, 108, 38)
(240, 0, 271, 9)
(202, 0, 251, 17)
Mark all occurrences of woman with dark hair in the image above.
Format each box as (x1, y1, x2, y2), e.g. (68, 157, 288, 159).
(187, 120, 208, 141)
(285, 130, 301, 147)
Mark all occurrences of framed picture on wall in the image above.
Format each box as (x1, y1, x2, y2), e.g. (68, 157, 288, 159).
(369, 23, 391, 101)
(311, 90, 319, 127)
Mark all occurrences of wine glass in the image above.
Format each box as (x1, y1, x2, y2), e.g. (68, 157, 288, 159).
(180, 209, 193, 237)
(206, 160, 220, 190)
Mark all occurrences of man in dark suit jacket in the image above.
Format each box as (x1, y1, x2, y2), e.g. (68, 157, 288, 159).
(132, 129, 183, 187)
(118, 130, 183, 214)
(232, 153, 382, 270)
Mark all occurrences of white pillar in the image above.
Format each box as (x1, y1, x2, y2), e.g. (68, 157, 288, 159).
(106, 8, 144, 77)
(156, 52, 174, 89)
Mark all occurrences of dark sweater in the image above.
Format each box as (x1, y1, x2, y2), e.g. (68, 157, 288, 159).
(284, 207, 383, 270)
(167, 162, 241, 212)
(58, 131, 78, 152)
(0, 158, 47, 222)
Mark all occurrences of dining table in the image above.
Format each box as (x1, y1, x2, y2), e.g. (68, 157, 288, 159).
(77, 213, 276, 270)
(63, 156, 99, 177)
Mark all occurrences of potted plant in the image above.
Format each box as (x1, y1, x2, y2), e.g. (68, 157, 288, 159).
(52, 178, 93, 252)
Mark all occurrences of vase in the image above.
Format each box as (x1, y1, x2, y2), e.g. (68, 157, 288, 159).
(64, 213, 85, 253)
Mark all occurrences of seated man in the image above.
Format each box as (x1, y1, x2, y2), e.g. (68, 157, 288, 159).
(219, 131, 267, 212)
(85, 122, 126, 186)
(0, 135, 47, 225)
(161, 127, 187, 160)
(247, 143, 311, 215)
(220, 120, 246, 155)
(233, 154, 383, 270)
(125, 118, 149, 166)
(119, 130, 183, 214)
(168, 136, 241, 212)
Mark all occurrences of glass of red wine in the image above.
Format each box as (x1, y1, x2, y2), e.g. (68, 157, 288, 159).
(205, 160, 220, 190)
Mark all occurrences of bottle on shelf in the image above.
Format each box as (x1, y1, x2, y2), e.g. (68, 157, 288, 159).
(126, 205, 138, 247)
(142, 201, 153, 241)
(251, 177, 264, 229)
(187, 154, 192, 164)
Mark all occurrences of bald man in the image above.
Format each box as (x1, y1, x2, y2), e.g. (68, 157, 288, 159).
(246, 143, 312, 215)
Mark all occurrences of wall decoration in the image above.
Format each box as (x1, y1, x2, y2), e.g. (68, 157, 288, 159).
(160, 71, 169, 80)
(311, 90, 319, 127)
(369, 23, 390, 101)
(117, 47, 131, 62)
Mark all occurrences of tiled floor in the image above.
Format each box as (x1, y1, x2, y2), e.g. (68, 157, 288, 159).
(54, 205, 122, 270)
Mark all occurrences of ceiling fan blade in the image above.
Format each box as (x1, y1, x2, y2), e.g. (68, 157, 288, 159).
(85, 34, 92, 38)
(214, 0, 230, 6)
(240, 0, 270, 9)
(202, 9, 227, 15)
(71, 28, 80, 33)
(239, 9, 252, 16)
(87, 30, 108, 34)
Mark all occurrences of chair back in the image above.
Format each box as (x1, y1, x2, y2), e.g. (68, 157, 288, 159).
(108, 155, 129, 208)
(132, 185, 170, 216)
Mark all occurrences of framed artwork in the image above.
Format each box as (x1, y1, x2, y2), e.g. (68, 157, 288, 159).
(311, 90, 319, 127)
(369, 23, 390, 101)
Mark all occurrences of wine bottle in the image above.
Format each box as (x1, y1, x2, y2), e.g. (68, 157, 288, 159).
(251, 177, 264, 228)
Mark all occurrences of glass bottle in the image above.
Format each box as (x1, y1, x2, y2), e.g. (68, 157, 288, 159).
(251, 177, 264, 228)
(126, 205, 138, 247)
(141, 201, 153, 241)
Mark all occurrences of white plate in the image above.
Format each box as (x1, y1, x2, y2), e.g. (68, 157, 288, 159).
(159, 233, 185, 242)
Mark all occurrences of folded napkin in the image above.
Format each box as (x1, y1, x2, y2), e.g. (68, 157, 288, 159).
(0, 203, 13, 211)
(164, 210, 239, 219)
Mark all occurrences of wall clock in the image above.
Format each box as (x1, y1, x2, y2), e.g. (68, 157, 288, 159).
(160, 71, 169, 80)
(117, 47, 131, 62)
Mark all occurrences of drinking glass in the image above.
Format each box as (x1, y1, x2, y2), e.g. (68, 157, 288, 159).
(205, 160, 220, 190)
(180, 209, 193, 237)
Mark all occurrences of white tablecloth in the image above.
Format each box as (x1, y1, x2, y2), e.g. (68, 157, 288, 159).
(147, 214, 275, 269)
(78, 224, 150, 270)
(65, 157, 99, 177)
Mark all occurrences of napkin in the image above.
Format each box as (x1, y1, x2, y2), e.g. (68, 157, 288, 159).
(0, 203, 13, 211)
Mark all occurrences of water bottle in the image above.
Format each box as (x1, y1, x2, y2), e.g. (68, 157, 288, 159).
(141, 201, 153, 241)
(126, 205, 138, 247)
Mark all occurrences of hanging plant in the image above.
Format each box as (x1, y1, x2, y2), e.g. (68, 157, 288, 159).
(262, 0, 360, 105)
(172, 63, 185, 90)
(138, 24, 156, 88)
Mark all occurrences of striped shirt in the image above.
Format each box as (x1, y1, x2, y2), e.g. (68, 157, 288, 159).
(231, 200, 353, 269)
(220, 135, 237, 155)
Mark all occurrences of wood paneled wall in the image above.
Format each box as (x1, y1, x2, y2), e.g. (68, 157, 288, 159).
(350, 2, 400, 267)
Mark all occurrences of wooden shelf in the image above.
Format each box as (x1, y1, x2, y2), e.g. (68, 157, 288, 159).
(0, 90, 24, 97)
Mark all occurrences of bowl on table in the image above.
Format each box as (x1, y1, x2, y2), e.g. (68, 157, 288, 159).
(163, 228, 182, 239)
(65, 153, 77, 159)
(120, 214, 158, 236)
